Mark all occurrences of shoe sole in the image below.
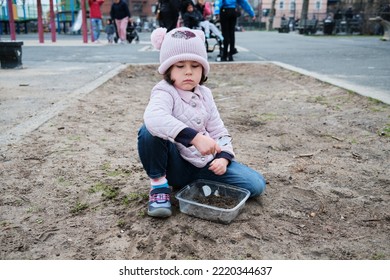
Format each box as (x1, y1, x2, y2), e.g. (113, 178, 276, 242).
(147, 208, 172, 218)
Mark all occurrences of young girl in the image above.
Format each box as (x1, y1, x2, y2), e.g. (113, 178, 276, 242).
(138, 27, 266, 218)
(105, 19, 115, 44)
(182, 1, 224, 41)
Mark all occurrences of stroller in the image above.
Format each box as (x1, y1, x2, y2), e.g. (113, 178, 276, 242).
(203, 19, 223, 59)
(205, 31, 223, 56)
(113, 20, 139, 44)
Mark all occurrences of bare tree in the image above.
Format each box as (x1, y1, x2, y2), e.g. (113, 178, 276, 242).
(267, 0, 276, 31)
(299, 0, 309, 29)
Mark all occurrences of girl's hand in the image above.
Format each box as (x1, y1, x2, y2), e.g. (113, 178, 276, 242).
(191, 133, 221, 156)
(208, 158, 229, 175)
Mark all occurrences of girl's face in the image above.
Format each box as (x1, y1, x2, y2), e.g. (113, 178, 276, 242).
(187, 4, 194, 13)
(170, 61, 203, 91)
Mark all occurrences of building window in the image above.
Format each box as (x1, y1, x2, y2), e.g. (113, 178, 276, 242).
(279, 1, 284, 10)
(315, 1, 321, 10)
(289, 1, 296, 13)
(133, 4, 143, 13)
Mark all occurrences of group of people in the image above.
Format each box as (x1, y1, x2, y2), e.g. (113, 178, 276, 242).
(90, 0, 256, 54)
(157, 0, 256, 61)
(88, 0, 133, 44)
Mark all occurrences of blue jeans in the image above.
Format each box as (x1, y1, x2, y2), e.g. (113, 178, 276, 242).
(137, 125, 266, 197)
(91, 18, 102, 41)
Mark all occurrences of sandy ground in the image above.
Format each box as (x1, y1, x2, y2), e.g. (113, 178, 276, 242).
(1, 63, 389, 260)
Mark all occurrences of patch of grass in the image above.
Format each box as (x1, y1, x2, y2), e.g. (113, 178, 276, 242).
(101, 162, 111, 171)
(27, 205, 44, 213)
(367, 97, 387, 112)
(67, 135, 81, 141)
(371, 252, 386, 260)
(70, 201, 89, 214)
(349, 138, 358, 144)
(368, 97, 384, 105)
(313, 96, 328, 105)
(57, 176, 71, 186)
(369, 107, 386, 112)
(123, 192, 148, 205)
(13, 200, 24, 207)
(100, 162, 130, 177)
(89, 182, 118, 200)
(107, 170, 122, 177)
(311, 94, 348, 110)
(307, 95, 334, 107)
(256, 113, 277, 122)
(137, 209, 147, 218)
(1, 221, 9, 227)
(117, 219, 125, 228)
(378, 123, 390, 137)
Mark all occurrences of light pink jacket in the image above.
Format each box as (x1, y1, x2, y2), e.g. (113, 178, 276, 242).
(202, 2, 212, 18)
(144, 80, 234, 168)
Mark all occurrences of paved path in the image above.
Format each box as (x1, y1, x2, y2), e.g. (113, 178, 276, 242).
(234, 31, 390, 104)
(1, 31, 389, 147)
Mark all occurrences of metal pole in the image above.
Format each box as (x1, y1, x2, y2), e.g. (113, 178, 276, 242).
(50, 0, 56, 42)
(89, 1, 94, 42)
(81, 0, 88, 43)
(37, 0, 44, 43)
(6, 0, 16, 40)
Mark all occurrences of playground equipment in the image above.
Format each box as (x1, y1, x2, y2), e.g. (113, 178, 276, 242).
(0, 0, 89, 43)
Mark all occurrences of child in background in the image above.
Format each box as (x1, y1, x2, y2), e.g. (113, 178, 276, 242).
(105, 19, 115, 44)
(137, 27, 266, 218)
(182, 1, 223, 41)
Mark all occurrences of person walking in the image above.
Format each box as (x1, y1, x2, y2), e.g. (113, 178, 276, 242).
(105, 18, 115, 44)
(214, 0, 255, 61)
(110, 0, 131, 44)
(88, 0, 104, 42)
(157, 0, 181, 32)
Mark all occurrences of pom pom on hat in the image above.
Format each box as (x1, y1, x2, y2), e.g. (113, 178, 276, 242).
(151, 27, 167, 50)
(150, 27, 210, 76)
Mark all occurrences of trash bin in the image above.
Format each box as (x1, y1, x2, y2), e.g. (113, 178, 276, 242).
(323, 19, 334, 35)
(0, 41, 24, 69)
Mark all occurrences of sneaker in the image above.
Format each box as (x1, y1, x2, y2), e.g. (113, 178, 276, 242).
(148, 187, 172, 218)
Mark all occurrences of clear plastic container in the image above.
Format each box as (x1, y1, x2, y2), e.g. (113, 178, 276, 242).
(175, 179, 250, 224)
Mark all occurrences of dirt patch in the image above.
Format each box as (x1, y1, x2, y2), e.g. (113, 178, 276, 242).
(193, 194, 237, 209)
(1, 63, 389, 260)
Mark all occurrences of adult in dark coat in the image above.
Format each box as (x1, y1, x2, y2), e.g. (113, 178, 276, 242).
(110, 0, 131, 43)
(158, 0, 182, 32)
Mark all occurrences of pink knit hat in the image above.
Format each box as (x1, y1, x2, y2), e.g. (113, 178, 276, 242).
(151, 27, 210, 76)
